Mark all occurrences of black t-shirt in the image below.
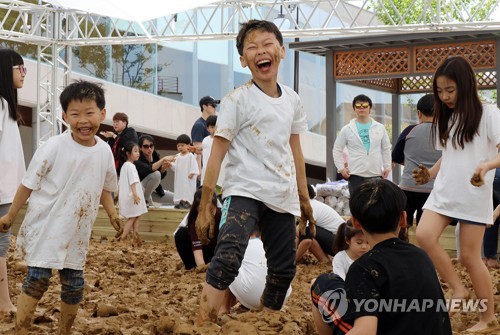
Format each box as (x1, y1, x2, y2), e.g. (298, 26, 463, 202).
(344, 238, 452, 335)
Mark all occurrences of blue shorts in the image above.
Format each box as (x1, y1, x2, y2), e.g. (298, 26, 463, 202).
(23, 267, 84, 305)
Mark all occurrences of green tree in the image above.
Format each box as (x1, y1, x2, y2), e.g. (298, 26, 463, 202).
(371, 0, 499, 25)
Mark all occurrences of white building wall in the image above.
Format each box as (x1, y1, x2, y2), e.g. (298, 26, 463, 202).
(18, 59, 325, 168)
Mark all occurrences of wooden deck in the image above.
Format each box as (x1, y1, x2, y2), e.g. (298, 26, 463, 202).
(10, 205, 470, 257)
(11, 205, 189, 242)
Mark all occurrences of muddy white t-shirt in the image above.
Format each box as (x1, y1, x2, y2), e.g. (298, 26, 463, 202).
(215, 81, 307, 216)
(424, 104, 500, 224)
(17, 132, 117, 270)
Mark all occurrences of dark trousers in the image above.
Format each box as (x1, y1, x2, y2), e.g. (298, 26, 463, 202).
(174, 226, 214, 270)
(206, 196, 296, 310)
(402, 190, 431, 227)
(483, 169, 500, 259)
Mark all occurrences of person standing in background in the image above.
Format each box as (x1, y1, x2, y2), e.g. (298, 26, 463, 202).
(392, 94, 441, 236)
(333, 94, 392, 196)
(0, 48, 27, 315)
(191, 96, 219, 184)
(100, 112, 138, 174)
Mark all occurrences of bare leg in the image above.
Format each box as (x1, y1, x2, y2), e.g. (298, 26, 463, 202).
(416, 211, 468, 298)
(120, 217, 136, 240)
(196, 282, 226, 326)
(133, 217, 140, 234)
(309, 239, 330, 263)
(0, 257, 15, 314)
(296, 239, 312, 262)
(219, 289, 237, 315)
(459, 223, 497, 332)
(312, 303, 334, 335)
(15, 292, 39, 335)
(58, 301, 78, 335)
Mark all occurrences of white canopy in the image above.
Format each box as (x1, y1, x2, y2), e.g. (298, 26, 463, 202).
(44, 0, 220, 22)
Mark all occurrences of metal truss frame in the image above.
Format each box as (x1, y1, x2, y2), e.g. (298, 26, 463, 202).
(1, 0, 499, 146)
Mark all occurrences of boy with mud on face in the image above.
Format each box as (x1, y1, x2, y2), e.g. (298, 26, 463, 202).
(0, 80, 122, 334)
(195, 19, 316, 325)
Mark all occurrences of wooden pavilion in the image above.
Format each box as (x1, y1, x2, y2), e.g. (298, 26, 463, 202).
(290, 30, 500, 182)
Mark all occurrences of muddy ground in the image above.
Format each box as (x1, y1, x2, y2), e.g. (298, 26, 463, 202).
(0, 237, 498, 334)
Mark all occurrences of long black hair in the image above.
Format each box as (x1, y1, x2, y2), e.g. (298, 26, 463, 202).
(432, 57, 482, 149)
(0, 49, 24, 121)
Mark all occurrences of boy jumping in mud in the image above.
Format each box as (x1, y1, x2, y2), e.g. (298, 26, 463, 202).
(195, 19, 315, 325)
(0, 80, 122, 334)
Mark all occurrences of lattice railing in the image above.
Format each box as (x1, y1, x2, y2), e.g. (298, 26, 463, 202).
(335, 48, 410, 79)
(415, 41, 496, 73)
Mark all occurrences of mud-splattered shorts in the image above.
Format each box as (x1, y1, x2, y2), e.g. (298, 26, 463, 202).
(0, 204, 12, 257)
(23, 267, 84, 305)
(206, 196, 296, 310)
(311, 273, 353, 334)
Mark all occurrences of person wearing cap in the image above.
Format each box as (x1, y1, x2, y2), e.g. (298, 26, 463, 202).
(191, 96, 219, 182)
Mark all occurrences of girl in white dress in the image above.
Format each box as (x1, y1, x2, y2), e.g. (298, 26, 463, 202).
(415, 56, 500, 333)
(118, 142, 147, 243)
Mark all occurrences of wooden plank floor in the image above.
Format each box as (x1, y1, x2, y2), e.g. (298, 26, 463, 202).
(11, 205, 189, 242)
(13, 206, 497, 257)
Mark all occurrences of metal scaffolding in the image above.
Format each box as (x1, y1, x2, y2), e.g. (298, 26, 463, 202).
(1, 0, 500, 146)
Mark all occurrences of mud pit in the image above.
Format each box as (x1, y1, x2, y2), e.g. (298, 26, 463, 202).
(0, 237, 498, 334)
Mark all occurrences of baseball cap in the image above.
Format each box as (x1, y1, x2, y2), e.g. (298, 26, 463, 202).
(199, 96, 220, 108)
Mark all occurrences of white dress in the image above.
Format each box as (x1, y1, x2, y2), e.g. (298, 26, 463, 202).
(17, 132, 117, 270)
(0, 98, 25, 205)
(216, 81, 307, 216)
(119, 161, 147, 218)
(423, 104, 500, 224)
(170, 152, 199, 204)
(229, 238, 292, 309)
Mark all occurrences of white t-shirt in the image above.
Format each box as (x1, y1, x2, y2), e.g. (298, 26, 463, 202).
(229, 238, 292, 310)
(201, 135, 227, 186)
(119, 161, 147, 218)
(0, 98, 26, 205)
(424, 104, 500, 224)
(216, 81, 307, 216)
(170, 152, 199, 204)
(332, 250, 355, 281)
(310, 199, 344, 235)
(17, 132, 117, 270)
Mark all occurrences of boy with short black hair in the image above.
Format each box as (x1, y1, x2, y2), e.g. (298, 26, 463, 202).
(344, 179, 451, 335)
(195, 19, 315, 325)
(171, 134, 199, 209)
(201, 115, 226, 191)
(0, 80, 122, 334)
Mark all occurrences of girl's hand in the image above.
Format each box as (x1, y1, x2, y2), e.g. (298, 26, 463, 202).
(412, 164, 431, 185)
(133, 194, 140, 205)
(471, 162, 489, 187)
(188, 173, 195, 179)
